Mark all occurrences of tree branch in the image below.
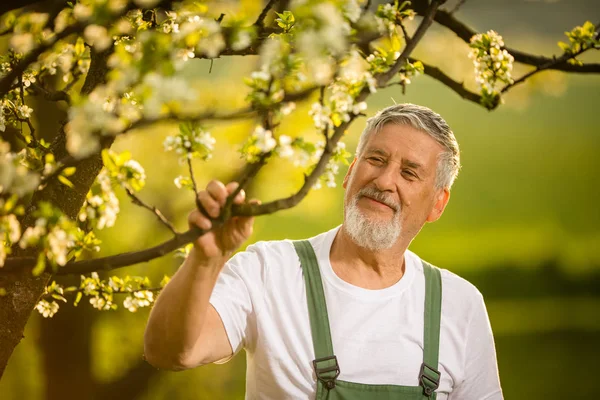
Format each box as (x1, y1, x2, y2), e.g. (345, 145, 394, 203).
(0, 0, 44, 16)
(501, 35, 600, 95)
(123, 186, 178, 235)
(423, 8, 600, 73)
(408, 57, 483, 105)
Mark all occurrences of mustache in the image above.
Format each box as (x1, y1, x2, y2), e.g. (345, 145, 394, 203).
(356, 187, 400, 212)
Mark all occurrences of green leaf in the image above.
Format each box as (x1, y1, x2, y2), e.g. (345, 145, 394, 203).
(32, 253, 46, 276)
(62, 167, 76, 177)
(58, 175, 74, 188)
(558, 41, 571, 53)
(51, 294, 67, 302)
(75, 37, 85, 57)
(74, 292, 82, 306)
(102, 149, 117, 171)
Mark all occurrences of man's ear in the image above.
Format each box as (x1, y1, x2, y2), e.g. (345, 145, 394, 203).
(426, 188, 450, 222)
(343, 158, 357, 189)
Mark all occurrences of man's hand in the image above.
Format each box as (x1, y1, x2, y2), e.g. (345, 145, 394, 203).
(187, 180, 257, 260)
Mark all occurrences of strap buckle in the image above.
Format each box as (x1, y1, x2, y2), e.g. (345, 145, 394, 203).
(419, 362, 441, 397)
(313, 355, 340, 390)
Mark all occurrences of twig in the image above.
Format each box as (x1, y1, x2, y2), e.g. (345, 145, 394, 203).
(377, 0, 442, 86)
(62, 70, 82, 93)
(449, 0, 467, 14)
(254, 0, 279, 27)
(406, 57, 482, 104)
(399, 20, 411, 45)
(30, 82, 71, 104)
(123, 186, 178, 235)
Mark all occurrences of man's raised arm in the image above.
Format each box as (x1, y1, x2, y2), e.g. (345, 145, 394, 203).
(143, 180, 255, 370)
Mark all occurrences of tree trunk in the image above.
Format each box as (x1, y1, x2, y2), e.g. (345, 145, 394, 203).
(0, 48, 112, 380)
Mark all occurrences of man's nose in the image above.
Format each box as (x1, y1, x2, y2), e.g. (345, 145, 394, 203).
(372, 164, 397, 192)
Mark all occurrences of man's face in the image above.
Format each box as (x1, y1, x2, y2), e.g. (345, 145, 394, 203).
(342, 123, 450, 250)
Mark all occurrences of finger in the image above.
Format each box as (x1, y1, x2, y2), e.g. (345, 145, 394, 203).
(188, 210, 212, 230)
(233, 189, 246, 204)
(197, 191, 221, 218)
(207, 180, 229, 206)
(224, 182, 246, 204)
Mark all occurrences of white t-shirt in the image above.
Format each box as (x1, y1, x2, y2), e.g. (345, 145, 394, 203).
(209, 226, 503, 400)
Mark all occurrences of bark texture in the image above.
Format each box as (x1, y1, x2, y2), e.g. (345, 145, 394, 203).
(0, 48, 111, 379)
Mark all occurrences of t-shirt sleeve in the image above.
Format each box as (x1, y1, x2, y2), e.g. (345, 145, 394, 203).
(209, 243, 267, 362)
(450, 291, 503, 400)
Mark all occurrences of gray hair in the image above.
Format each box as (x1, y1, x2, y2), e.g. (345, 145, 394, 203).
(355, 103, 461, 189)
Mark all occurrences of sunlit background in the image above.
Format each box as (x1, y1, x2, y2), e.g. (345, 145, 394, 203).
(1, 0, 599, 398)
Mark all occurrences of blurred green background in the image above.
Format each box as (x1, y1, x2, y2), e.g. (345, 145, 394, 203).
(1, 0, 600, 398)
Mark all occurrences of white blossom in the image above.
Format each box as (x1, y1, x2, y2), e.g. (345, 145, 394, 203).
(17, 105, 33, 119)
(35, 300, 60, 318)
(309, 102, 333, 131)
(47, 226, 74, 266)
(253, 126, 277, 153)
(343, 0, 362, 23)
(84, 25, 112, 51)
(277, 135, 294, 159)
(10, 33, 35, 54)
(73, 3, 92, 21)
(280, 102, 296, 115)
(90, 295, 111, 310)
(124, 290, 154, 312)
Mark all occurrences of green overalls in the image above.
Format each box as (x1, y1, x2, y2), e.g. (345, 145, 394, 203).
(293, 241, 443, 400)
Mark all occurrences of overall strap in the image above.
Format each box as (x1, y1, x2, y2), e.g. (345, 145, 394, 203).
(420, 261, 442, 398)
(293, 241, 340, 390)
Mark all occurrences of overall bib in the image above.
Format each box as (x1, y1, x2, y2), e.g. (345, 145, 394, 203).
(293, 241, 442, 400)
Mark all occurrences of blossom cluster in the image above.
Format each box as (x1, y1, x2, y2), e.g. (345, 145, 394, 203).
(18, 202, 99, 275)
(78, 169, 120, 230)
(0, 196, 22, 267)
(468, 30, 514, 108)
(312, 142, 352, 190)
(241, 125, 278, 163)
(164, 122, 216, 163)
(34, 273, 169, 317)
(79, 150, 146, 230)
(558, 21, 599, 62)
(375, 0, 416, 34)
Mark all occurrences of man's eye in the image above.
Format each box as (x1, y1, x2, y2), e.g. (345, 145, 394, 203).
(368, 157, 383, 164)
(402, 170, 417, 178)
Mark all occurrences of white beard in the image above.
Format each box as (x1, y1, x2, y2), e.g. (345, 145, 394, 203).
(343, 186, 402, 251)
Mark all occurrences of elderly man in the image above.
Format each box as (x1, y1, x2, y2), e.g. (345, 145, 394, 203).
(144, 104, 503, 399)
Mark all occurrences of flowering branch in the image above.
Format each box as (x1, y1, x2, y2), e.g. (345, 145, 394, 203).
(376, 0, 442, 86)
(500, 23, 600, 95)
(1, 0, 444, 276)
(424, 8, 600, 73)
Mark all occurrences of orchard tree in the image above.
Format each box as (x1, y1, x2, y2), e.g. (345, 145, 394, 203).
(0, 0, 598, 379)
